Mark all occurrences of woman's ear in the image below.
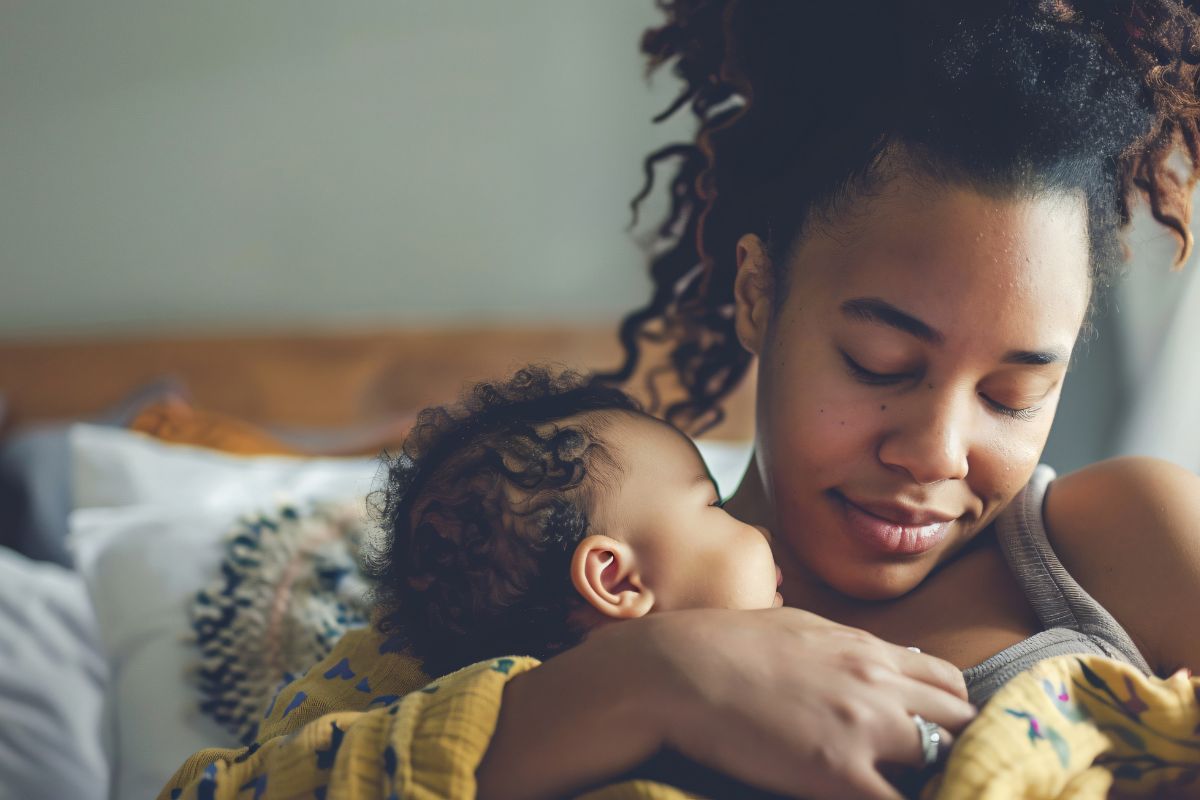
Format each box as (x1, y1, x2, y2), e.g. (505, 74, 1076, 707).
(733, 233, 774, 356)
(570, 536, 655, 620)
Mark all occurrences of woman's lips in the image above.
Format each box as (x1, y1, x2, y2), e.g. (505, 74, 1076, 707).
(830, 490, 953, 556)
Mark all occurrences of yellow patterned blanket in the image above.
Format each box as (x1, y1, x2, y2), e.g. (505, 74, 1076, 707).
(159, 628, 1200, 799)
(923, 654, 1200, 799)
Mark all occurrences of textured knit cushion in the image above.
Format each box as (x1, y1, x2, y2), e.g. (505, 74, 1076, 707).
(190, 499, 372, 745)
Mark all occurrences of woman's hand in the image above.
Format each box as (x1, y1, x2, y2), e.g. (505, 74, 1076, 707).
(477, 607, 974, 800)
(652, 607, 976, 800)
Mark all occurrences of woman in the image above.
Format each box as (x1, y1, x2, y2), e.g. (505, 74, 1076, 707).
(476, 2, 1200, 798)
(157, 3, 1200, 799)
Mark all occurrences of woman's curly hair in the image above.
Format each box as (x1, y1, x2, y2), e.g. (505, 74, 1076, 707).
(602, 0, 1200, 435)
(364, 367, 641, 677)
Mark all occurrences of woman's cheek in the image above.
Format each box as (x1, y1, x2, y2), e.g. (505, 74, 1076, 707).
(766, 394, 873, 481)
(968, 417, 1052, 518)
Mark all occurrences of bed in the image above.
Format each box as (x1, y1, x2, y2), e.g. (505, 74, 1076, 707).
(0, 326, 754, 800)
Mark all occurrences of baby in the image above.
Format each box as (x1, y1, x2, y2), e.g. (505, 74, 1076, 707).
(366, 366, 782, 678)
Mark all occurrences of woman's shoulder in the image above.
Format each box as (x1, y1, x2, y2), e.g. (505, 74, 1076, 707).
(1046, 455, 1200, 521)
(1042, 456, 1200, 674)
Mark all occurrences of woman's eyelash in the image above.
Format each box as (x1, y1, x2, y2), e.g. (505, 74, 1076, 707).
(841, 352, 910, 385)
(843, 351, 1041, 422)
(981, 395, 1041, 421)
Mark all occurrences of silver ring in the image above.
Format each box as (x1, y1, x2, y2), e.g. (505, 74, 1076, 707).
(906, 646, 922, 653)
(911, 713, 942, 767)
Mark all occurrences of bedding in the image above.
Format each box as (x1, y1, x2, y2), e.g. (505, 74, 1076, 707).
(0, 423, 753, 799)
(191, 499, 372, 745)
(0, 548, 108, 800)
(128, 400, 414, 456)
(0, 378, 187, 566)
(66, 425, 379, 800)
(11, 419, 1196, 798)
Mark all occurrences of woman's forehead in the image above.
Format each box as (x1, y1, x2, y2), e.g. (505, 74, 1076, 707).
(787, 180, 1092, 338)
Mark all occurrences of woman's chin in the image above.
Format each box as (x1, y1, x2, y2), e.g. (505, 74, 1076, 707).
(821, 560, 933, 602)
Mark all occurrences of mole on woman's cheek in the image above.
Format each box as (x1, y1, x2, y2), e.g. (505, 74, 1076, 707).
(880, 405, 887, 411)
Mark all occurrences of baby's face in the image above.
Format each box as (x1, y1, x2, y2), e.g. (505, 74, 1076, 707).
(593, 412, 783, 611)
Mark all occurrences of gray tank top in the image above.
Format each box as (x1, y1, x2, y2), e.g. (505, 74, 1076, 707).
(961, 464, 1153, 706)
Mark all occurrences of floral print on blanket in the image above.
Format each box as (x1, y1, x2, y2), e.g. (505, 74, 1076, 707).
(924, 655, 1200, 799)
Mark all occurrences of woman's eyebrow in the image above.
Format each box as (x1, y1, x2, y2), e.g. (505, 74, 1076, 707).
(841, 298, 944, 344)
(1002, 349, 1067, 366)
(840, 297, 1068, 365)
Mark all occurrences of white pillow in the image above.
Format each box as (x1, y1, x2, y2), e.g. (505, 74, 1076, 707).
(0, 548, 108, 800)
(69, 424, 750, 511)
(70, 423, 379, 509)
(67, 425, 379, 800)
(71, 506, 239, 800)
(64, 424, 751, 800)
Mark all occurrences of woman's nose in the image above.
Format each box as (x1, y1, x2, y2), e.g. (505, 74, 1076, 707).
(876, 392, 971, 485)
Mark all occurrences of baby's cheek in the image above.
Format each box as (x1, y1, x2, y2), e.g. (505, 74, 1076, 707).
(730, 541, 777, 610)
(696, 548, 747, 610)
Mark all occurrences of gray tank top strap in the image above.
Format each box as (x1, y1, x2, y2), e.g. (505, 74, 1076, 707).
(994, 464, 1152, 669)
(962, 465, 1152, 704)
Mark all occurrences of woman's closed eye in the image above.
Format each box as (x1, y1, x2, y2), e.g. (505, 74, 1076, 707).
(840, 351, 914, 385)
(841, 351, 1042, 421)
(979, 394, 1041, 421)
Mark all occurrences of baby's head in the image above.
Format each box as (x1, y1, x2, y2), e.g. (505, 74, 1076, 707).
(367, 367, 781, 676)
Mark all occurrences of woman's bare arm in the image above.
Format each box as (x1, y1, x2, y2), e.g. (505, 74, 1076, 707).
(476, 608, 975, 800)
(1045, 456, 1200, 675)
(476, 619, 669, 799)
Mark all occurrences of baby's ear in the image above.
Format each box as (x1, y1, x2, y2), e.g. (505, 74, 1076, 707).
(570, 535, 655, 620)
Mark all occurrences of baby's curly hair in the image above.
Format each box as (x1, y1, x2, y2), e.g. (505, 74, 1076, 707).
(603, 0, 1200, 435)
(364, 367, 641, 677)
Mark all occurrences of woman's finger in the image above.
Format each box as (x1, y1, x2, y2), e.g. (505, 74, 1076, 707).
(889, 644, 971, 701)
(839, 763, 907, 800)
(879, 708, 960, 770)
(896, 678, 976, 735)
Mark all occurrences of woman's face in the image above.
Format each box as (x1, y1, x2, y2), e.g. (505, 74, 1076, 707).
(735, 174, 1091, 602)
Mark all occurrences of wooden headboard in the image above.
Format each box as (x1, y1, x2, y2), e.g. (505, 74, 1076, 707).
(0, 326, 755, 441)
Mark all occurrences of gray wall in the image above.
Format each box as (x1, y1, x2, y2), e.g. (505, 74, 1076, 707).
(4, 2, 1195, 470)
(1043, 206, 1199, 473)
(1, 2, 691, 336)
